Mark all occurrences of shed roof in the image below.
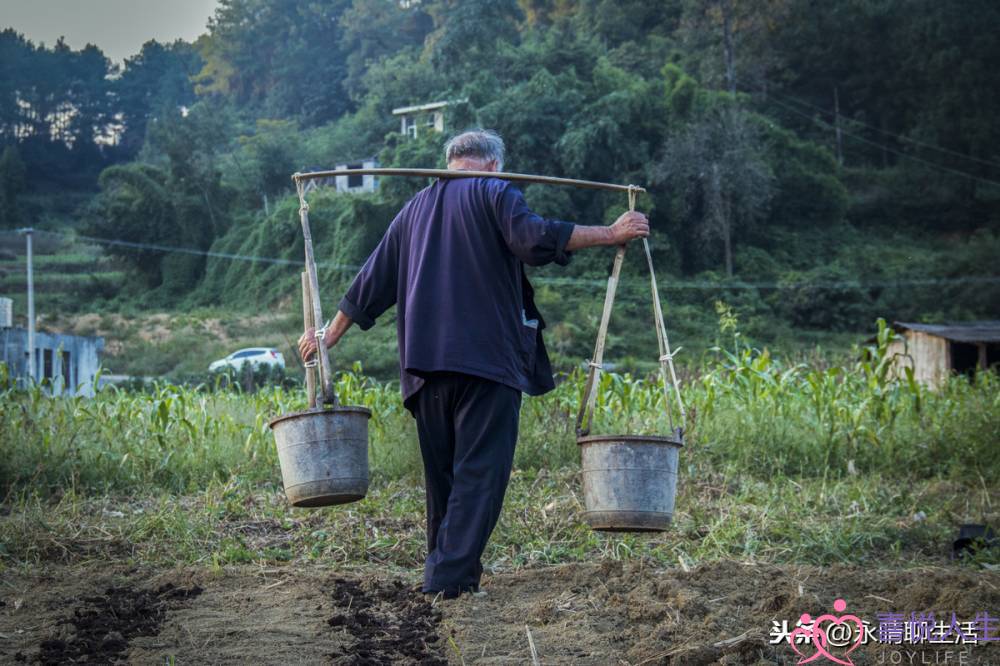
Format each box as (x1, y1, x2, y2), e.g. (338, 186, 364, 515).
(894, 321, 1000, 343)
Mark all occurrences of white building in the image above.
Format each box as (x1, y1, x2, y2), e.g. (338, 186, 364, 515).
(391, 99, 467, 139)
(1, 325, 104, 396)
(332, 158, 379, 193)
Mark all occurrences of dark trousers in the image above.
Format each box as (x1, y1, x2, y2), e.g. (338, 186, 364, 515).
(407, 372, 522, 593)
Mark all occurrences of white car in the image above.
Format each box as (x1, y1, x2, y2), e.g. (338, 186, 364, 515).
(209, 348, 285, 372)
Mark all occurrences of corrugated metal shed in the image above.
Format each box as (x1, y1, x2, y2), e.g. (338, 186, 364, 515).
(893, 321, 1000, 344)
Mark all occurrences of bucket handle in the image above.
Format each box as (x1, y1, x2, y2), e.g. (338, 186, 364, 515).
(575, 186, 685, 437)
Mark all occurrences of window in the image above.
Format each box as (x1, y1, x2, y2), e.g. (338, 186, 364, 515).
(347, 163, 363, 188)
(43, 348, 53, 379)
(62, 350, 71, 388)
(232, 350, 257, 359)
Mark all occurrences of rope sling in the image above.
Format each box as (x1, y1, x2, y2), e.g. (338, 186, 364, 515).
(296, 177, 337, 407)
(575, 185, 686, 440)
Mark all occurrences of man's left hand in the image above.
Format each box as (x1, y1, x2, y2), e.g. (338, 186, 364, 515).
(298, 327, 320, 361)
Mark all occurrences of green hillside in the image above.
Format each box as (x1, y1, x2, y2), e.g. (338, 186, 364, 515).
(1, 1, 999, 378)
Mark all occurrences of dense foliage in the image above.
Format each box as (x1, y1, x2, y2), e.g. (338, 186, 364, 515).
(1, 1, 998, 365)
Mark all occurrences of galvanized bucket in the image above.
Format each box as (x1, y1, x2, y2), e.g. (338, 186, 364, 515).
(578, 432, 683, 532)
(269, 407, 371, 507)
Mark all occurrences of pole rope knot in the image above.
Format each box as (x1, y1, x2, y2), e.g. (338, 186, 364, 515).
(659, 347, 682, 363)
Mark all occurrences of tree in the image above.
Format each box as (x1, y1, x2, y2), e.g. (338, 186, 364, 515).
(144, 100, 237, 243)
(423, 0, 523, 77)
(657, 105, 774, 277)
(0, 145, 26, 228)
(339, 0, 434, 99)
(195, 0, 353, 126)
(89, 163, 176, 286)
(227, 118, 302, 210)
(677, 0, 786, 96)
(115, 40, 203, 157)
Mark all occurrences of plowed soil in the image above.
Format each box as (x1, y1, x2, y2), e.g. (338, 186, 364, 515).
(1, 561, 997, 664)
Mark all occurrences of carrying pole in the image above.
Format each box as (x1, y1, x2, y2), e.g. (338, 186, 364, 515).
(293, 168, 645, 194)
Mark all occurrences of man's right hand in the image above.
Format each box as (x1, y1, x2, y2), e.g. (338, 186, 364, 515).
(609, 211, 650, 245)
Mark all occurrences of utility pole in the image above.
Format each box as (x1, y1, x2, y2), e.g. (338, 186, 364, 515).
(18, 228, 35, 381)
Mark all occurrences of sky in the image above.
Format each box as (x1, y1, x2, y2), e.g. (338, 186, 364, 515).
(0, 0, 220, 64)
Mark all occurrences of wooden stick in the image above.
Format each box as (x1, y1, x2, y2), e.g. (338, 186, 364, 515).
(297, 197, 337, 405)
(293, 168, 646, 194)
(525, 625, 540, 666)
(575, 244, 627, 436)
(301, 271, 316, 409)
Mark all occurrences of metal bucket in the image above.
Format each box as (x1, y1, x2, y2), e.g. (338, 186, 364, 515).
(577, 433, 683, 532)
(269, 407, 372, 507)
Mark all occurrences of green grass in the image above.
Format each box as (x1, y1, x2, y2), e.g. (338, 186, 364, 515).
(1, 467, 993, 572)
(1, 321, 998, 571)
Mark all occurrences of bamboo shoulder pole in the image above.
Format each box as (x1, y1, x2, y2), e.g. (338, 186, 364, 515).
(293, 168, 645, 194)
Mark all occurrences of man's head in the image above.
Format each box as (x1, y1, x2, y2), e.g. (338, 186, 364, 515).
(445, 129, 505, 172)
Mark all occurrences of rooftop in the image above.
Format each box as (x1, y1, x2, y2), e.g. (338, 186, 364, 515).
(893, 321, 1000, 344)
(391, 99, 467, 116)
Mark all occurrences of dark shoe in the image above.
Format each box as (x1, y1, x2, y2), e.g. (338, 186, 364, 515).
(424, 583, 479, 600)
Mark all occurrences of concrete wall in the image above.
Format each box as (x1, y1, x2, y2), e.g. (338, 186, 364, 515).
(0, 327, 104, 396)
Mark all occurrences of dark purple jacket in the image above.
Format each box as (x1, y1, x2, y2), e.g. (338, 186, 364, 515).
(338, 176, 575, 405)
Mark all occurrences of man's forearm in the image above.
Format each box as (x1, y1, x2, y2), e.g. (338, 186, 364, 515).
(323, 310, 354, 348)
(565, 224, 616, 251)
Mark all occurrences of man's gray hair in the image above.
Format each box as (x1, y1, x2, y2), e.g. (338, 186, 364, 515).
(444, 129, 505, 171)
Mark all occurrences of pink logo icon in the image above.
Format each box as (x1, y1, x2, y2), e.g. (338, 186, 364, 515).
(787, 598, 865, 665)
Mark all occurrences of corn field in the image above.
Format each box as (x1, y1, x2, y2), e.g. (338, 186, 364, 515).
(2, 321, 997, 500)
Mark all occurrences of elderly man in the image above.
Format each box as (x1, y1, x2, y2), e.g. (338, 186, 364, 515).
(299, 129, 648, 598)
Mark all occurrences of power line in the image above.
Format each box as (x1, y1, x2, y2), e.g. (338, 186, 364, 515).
(30, 229, 363, 272)
(758, 93, 1000, 190)
(14, 229, 999, 294)
(755, 85, 1000, 171)
(534, 274, 1000, 291)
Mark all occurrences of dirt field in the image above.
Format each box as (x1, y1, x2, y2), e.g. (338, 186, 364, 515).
(2, 560, 998, 665)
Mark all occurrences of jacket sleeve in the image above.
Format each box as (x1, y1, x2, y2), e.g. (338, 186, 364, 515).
(338, 215, 401, 330)
(489, 180, 575, 267)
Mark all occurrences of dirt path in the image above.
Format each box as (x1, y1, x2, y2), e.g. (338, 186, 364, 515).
(1, 561, 997, 664)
